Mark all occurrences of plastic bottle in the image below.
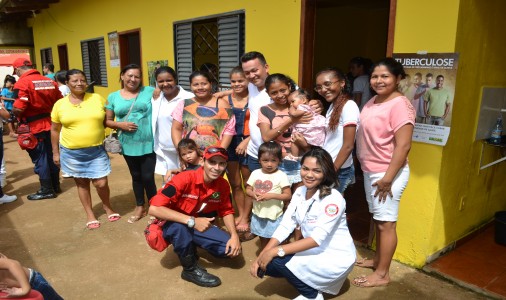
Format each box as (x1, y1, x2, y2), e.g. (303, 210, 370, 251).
(490, 116, 503, 145)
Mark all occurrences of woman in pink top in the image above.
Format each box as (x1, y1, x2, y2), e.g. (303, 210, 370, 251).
(354, 58, 415, 288)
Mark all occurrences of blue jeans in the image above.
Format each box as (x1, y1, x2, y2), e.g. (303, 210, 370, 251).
(30, 270, 63, 300)
(246, 154, 262, 172)
(337, 165, 355, 194)
(162, 222, 231, 257)
(266, 255, 318, 298)
(26, 130, 60, 181)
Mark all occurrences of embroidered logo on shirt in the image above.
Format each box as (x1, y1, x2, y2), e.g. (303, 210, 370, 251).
(211, 192, 220, 199)
(325, 204, 339, 216)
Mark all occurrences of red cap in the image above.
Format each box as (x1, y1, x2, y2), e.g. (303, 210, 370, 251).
(12, 58, 32, 74)
(203, 146, 228, 161)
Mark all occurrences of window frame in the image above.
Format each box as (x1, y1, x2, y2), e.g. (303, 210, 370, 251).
(173, 10, 245, 90)
(80, 37, 108, 87)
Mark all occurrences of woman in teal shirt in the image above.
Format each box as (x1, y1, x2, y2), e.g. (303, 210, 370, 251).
(106, 64, 156, 223)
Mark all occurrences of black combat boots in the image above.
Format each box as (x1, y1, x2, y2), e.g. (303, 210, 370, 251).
(27, 179, 57, 200)
(178, 249, 221, 287)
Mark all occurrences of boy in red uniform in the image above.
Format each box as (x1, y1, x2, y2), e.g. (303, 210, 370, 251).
(149, 146, 241, 287)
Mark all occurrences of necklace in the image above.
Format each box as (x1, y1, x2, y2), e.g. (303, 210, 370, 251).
(69, 93, 84, 108)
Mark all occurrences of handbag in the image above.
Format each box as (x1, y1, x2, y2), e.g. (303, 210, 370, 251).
(17, 123, 38, 150)
(144, 218, 169, 252)
(103, 95, 138, 154)
(103, 132, 122, 153)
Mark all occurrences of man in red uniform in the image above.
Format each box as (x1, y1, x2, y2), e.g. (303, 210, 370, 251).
(12, 58, 62, 200)
(149, 147, 241, 287)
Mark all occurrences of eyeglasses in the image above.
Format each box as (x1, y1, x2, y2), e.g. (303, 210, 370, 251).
(314, 81, 339, 92)
(205, 147, 228, 155)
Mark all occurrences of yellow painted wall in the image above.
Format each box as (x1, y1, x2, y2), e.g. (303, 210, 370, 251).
(394, 0, 506, 267)
(393, 0, 461, 267)
(29, 0, 301, 98)
(438, 0, 506, 252)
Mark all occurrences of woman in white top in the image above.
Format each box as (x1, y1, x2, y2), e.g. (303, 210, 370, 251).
(151, 66, 194, 184)
(251, 147, 356, 300)
(316, 68, 360, 194)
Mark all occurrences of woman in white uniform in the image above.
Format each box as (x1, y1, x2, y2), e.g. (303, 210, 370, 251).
(250, 147, 356, 300)
(151, 66, 194, 184)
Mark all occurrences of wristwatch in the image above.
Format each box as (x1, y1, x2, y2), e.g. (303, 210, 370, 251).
(277, 246, 285, 257)
(187, 216, 195, 228)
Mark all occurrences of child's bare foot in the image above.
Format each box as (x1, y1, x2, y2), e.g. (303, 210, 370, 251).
(355, 258, 376, 269)
(352, 273, 390, 288)
(236, 222, 250, 233)
(9, 132, 18, 138)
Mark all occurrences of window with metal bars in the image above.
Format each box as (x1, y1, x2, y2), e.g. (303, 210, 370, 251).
(40, 48, 53, 67)
(81, 37, 108, 87)
(174, 11, 245, 90)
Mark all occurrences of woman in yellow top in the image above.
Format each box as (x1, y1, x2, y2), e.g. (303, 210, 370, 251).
(50, 69, 120, 229)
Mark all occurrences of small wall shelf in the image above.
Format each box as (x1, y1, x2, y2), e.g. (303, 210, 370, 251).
(479, 139, 506, 171)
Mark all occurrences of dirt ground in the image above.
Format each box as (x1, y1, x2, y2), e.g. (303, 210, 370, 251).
(0, 135, 489, 300)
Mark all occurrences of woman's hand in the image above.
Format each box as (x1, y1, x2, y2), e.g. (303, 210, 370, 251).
(253, 247, 276, 275)
(291, 111, 312, 124)
(250, 258, 262, 278)
(308, 99, 323, 114)
(53, 153, 60, 167)
(291, 132, 309, 148)
(235, 138, 249, 156)
(121, 122, 138, 132)
(152, 86, 161, 100)
(372, 177, 393, 203)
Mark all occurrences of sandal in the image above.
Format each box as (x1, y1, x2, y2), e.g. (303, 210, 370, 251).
(240, 231, 257, 242)
(86, 220, 100, 229)
(128, 214, 146, 224)
(107, 213, 121, 222)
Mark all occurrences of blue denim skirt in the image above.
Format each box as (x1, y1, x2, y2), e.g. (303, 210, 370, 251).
(250, 214, 283, 238)
(60, 145, 111, 179)
(279, 159, 301, 184)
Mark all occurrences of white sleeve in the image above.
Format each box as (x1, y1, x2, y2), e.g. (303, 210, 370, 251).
(271, 200, 298, 243)
(341, 100, 360, 126)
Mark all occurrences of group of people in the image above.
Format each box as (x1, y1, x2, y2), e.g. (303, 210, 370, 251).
(1, 50, 415, 299)
(149, 51, 414, 298)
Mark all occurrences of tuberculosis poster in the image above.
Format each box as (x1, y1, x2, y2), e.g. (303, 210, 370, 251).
(393, 53, 459, 146)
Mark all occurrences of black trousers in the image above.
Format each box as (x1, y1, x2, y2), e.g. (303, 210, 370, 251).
(123, 152, 157, 206)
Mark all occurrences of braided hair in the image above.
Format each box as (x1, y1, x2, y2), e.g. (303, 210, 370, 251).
(315, 68, 351, 132)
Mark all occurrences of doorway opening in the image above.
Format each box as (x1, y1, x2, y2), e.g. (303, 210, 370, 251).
(57, 44, 69, 71)
(299, 0, 394, 245)
(119, 29, 141, 71)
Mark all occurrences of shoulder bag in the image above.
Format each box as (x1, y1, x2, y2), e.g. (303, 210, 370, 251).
(104, 95, 138, 154)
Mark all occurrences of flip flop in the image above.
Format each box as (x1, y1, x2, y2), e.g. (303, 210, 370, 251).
(107, 213, 121, 222)
(352, 275, 389, 288)
(240, 231, 257, 242)
(86, 220, 100, 229)
(127, 214, 146, 224)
